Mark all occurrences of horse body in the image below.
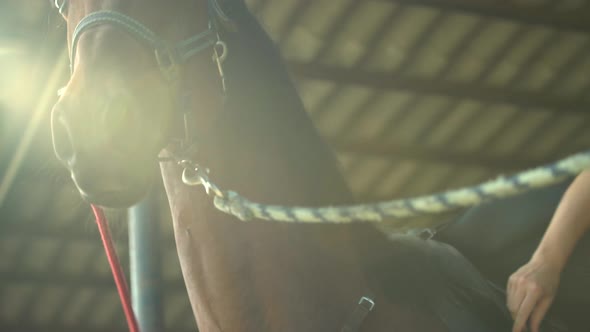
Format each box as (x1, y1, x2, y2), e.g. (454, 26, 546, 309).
(158, 7, 449, 329)
(159, 162, 445, 331)
(157, 3, 519, 330)
(50, 1, 582, 331)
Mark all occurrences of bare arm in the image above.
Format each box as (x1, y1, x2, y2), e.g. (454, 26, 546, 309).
(508, 170, 590, 332)
(532, 170, 590, 271)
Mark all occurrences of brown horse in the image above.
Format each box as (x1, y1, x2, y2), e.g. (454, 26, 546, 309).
(49, 0, 572, 331)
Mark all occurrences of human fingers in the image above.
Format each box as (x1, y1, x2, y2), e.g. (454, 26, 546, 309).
(507, 273, 515, 302)
(507, 275, 526, 318)
(512, 291, 541, 332)
(530, 297, 553, 332)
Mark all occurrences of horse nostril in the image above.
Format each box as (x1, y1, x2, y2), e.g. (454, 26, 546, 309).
(51, 108, 76, 164)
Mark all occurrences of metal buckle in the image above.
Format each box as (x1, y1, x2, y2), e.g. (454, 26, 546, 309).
(212, 39, 228, 93)
(341, 296, 375, 332)
(155, 45, 180, 81)
(55, 0, 68, 15)
(181, 163, 225, 198)
(418, 228, 436, 240)
(359, 296, 375, 311)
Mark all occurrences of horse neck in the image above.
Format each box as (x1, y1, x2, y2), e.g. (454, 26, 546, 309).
(159, 9, 385, 332)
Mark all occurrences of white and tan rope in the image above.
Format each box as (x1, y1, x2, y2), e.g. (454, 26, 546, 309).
(182, 150, 590, 224)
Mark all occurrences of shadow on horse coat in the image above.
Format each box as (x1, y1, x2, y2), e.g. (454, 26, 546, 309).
(50, 0, 587, 331)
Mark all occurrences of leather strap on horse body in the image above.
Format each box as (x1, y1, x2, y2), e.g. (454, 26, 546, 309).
(342, 296, 376, 332)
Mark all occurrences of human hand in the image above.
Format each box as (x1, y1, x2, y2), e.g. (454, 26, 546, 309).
(507, 257, 561, 332)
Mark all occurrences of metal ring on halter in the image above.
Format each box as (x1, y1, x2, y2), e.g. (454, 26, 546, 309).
(181, 166, 225, 198)
(55, 0, 68, 15)
(214, 40, 228, 63)
(182, 167, 203, 186)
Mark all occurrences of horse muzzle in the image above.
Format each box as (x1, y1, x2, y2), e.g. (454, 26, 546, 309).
(51, 95, 155, 208)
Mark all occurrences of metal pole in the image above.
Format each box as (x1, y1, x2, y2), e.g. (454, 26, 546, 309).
(128, 186, 164, 332)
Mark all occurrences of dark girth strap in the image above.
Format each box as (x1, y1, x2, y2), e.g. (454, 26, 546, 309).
(341, 296, 375, 332)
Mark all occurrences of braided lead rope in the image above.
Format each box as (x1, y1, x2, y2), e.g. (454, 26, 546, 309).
(182, 150, 590, 223)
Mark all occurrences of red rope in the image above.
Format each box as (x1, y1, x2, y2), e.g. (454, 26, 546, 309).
(91, 204, 140, 332)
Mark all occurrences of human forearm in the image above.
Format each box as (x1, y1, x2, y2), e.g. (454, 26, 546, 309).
(507, 171, 590, 332)
(532, 170, 590, 271)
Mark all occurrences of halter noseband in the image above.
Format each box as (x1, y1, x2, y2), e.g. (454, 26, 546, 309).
(62, 0, 230, 81)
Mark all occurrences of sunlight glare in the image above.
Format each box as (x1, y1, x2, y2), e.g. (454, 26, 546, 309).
(0, 49, 34, 112)
(0, 49, 68, 207)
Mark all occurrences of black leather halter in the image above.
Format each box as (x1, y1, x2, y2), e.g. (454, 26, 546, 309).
(64, 0, 227, 81)
(56, 0, 231, 154)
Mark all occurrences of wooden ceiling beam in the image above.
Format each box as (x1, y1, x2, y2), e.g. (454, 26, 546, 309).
(290, 61, 590, 114)
(378, 0, 590, 33)
(1, 222, 179, 248)
(329, 138, 563, 171)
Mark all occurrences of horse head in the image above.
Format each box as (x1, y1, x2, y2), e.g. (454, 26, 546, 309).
(50, 0, 226, 207)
